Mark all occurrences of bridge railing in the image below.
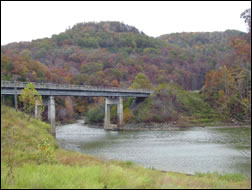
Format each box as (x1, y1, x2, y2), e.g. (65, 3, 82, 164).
(1, 80, 153, 94)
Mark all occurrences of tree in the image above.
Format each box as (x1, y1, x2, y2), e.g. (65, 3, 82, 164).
(19, 83, 44, 118)
(65, 96, 74, 116)
(240, 8, 251, 64)
(111, 79, 120, 87)
(240, 8, 251, 34)
(130, 73, 153, 90)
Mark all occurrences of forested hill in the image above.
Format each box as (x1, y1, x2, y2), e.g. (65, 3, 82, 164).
(1, 21, 246, 90)
(159, 30, 246, 49)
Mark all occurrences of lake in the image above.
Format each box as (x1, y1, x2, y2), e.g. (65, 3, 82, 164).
(56, 121, 251, 177)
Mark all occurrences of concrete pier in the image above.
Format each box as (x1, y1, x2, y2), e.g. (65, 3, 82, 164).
(104, 97, 123, 130)
(35, 99, 42, 120)
(117, 97, 123, 126)
(48, 96, 56, 137)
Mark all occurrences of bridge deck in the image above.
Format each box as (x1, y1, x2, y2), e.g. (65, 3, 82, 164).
(1, 81, 153, 97)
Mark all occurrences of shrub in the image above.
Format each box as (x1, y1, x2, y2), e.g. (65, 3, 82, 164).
(86, 104, 105, 124)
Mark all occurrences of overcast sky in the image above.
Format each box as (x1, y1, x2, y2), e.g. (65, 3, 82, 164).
(1, 1, 251, 45)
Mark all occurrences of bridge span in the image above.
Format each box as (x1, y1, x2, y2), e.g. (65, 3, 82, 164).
(1, 80, 153, 136)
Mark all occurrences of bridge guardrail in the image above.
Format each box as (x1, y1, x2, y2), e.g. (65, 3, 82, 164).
(1, 80, 153, 94)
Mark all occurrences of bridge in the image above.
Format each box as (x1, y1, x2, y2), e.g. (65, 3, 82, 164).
(1, 80, 153, 136)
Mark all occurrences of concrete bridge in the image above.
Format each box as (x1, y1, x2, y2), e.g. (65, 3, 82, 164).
(1, 80, 153, 136)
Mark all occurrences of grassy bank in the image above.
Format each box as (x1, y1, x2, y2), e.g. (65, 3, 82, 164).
(1, 105, 251, 189)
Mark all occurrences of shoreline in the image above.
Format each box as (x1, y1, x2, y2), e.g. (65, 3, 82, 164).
(84, 122, 251, 131)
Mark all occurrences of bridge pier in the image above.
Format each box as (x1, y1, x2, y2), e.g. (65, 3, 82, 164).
(104, 97, 123, 130)
(48, 96, 56, 137)
(117, 97, 123, 126)
(35, 99, 42, 120)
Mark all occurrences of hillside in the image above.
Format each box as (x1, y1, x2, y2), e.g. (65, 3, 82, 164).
(1, 22, 246, 90)
(159, 30, 246, 49)
(1, 106, 250, 189)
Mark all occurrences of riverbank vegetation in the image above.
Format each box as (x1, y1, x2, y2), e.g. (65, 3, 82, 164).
(132, 83, 220, 126)
(85, 81, 222, 127)
(1, 105, 251, 189)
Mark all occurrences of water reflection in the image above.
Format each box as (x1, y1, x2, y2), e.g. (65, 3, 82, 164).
(56, 122, 251, 177)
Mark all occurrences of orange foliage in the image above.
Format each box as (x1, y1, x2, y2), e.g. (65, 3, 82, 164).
(111, 79, 120, 87)
(65, 97, 74, 115)
(230, 37, 250, 62)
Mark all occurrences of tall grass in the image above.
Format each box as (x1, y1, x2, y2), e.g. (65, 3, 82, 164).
(1, 105, 251, 189)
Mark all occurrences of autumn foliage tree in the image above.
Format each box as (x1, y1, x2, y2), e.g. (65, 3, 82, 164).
(64, 96, 74, 116)
(19, 83, 44, 118)
(111, 79, 120, 87)
(130, 73, 153, 90)
(202, 8, 251, 123)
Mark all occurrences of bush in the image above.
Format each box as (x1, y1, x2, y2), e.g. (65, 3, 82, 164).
(86, 104, 105, 124)
(225, 95, 248, 121)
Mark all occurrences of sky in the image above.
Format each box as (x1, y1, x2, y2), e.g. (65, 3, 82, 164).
(1, 1, 251, 45)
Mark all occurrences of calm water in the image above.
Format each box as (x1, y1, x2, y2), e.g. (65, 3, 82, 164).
(56, 121, 251, 177)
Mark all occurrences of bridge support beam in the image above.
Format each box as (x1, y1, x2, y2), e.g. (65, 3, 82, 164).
(117, 97, 123, 126)
(35, 99, 42, 120)
(104, 103, 110, 128)
(48, 96, 56, 137)
(104, 97, 123, 130)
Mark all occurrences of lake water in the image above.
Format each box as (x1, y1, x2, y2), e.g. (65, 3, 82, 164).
(56, 121, 251, 177)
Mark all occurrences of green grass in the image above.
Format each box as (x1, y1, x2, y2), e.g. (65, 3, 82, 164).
(195, 172, 247, 182)
(1, 105, 251, 189)
(1, 163, 154, 189)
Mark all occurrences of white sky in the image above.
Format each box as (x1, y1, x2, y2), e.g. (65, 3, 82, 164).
(1, 1, 251, 45)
